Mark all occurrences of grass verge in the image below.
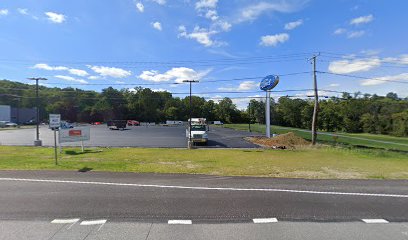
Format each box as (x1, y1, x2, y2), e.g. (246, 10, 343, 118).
(0, 146, 407, 179)
(223, 124, 408, 152)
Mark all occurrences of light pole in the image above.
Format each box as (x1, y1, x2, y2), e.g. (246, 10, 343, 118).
(182, 79, 199, 149)
(28, 77, 47, 146)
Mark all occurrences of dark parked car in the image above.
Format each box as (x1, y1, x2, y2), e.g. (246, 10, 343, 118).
(107, 120, 127, 130)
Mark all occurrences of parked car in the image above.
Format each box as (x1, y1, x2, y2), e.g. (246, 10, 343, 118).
(60, 121, 74, 129)
(92, 121, 102, 125)
(107, 120, 127, 130)
(5, 122, 18, 127)
(127, 120, 140, 126)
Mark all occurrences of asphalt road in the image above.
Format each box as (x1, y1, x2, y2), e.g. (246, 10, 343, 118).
(0, 125, 260, 148)
(0, 170, 407, 222)
(0, 171, 407, 239)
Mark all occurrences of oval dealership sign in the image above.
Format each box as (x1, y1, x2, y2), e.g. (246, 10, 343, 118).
(260, 75, 279, 91)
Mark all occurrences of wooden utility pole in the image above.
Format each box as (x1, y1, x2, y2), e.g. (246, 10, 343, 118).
(311, 56, 319, 145)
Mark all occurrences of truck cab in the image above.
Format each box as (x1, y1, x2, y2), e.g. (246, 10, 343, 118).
(186, 118, 208, 145)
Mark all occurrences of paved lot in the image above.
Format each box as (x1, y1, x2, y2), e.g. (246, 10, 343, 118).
(0, 125, 260, 148)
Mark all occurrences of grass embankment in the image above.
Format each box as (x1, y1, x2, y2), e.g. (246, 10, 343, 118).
(223, 124, 408, 152)
(0, 146, 407, 179)
(0, 126, 35, 131)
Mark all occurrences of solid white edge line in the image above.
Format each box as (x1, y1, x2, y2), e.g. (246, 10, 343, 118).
(168, 220, 192, 225)
(362, 219, 389, 224)
(253, 218, 278, 223)
(0, 177, 407, 198)
(80, 220, 107, 225)
(51, 218, 80, 224)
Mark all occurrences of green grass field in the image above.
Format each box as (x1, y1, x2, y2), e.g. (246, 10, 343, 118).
(223, 124, 408, 152)
(0, 146, 407, 179)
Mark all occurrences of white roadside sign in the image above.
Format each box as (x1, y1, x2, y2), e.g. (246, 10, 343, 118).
(59, 127, 90, 143)
(49, 114, 61, 128)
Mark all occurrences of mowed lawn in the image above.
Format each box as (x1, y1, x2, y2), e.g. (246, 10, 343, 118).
(0, 146, 407, 179)
(223, 124, 408, 152)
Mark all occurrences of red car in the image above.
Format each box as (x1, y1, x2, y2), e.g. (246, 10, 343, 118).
(127, 120, 140, 126)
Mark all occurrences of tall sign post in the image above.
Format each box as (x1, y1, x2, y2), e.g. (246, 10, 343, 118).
(49, 114, 61, 165)
(260, 75, 279, 138)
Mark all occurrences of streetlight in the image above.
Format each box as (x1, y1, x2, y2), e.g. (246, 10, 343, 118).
(182, 79, 199, 149)
(28, 77, 47, 146)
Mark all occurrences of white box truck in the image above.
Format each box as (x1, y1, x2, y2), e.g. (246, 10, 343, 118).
(186, 118, 208, 145)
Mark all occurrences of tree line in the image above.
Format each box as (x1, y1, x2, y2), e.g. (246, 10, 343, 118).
(1, 80, 407, 136)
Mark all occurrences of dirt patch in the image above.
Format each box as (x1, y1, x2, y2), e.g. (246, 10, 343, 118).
(246, 132, 310, 149)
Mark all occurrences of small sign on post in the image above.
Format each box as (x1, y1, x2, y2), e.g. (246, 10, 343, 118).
(59, 127, 90, 153)
(49, 114, 61, 165)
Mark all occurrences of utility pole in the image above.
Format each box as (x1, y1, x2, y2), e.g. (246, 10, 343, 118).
(182, 80, 199, 149)
(248, 101, 251, 132)
(28, 77, 47, 146)
(311, 55, 319, 145)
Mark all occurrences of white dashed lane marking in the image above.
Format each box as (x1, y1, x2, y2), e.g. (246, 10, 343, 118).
(168, 220, 192, 225)
(80, 219, 107, 231)
(362, 219, 389, 223)
(51, 218, 80, 224)
(253, 218, 278, 223)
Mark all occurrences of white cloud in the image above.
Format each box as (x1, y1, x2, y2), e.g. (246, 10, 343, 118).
(196, 0, 218, 9)
(347, 30, 365, 39)
(178, 25, 221, 47)
(205, 10, 219, 21)
(45, 12, 66, 23)
(151, 0, 166, 5)
(0, 9, 9, 16)
(55, 75, 88, 84)
(212, 20, 232, 32)
(383, 55, 408, 65)
(260, 33, 289, 47)
(89, 66, 131, 78)
(284, 19, 303, 30)
(68, 68, 89, 77)
(135, 2, 144, 12)
(17, 8, 28, 15)
(88, 75, 101, 80)
(115, 81, 125, 84)
(32, 63, 68, 71)
(334, 28, 346, 35)
(350, 14, 374, 25)
(329, 83, 340, 87)
(139, 67, 210, 83)
(32, 63, 89, 77)
(151, 21, 162, 31)
(361, 73, 408, 86)
(218, 81, 258, 91)
(328, 58, 381, 74)
(236, 1, 306, 23)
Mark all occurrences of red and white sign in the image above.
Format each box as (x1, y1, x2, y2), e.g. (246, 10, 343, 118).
(59, 127, 90, 143)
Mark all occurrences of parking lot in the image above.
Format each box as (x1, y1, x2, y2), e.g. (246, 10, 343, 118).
(0, 125, 261, 148)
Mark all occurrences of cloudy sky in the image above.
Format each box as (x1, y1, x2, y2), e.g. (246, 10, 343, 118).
(0, 0, 407, 108)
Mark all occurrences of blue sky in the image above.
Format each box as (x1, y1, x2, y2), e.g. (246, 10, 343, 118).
(0, 0, 408, 108)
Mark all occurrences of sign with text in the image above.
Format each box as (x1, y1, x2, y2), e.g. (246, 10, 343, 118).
(49, 114, 61, 128)
(59, 126, 90, 143)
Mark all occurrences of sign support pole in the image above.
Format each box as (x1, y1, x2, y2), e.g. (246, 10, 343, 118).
(53, 129, 58, 165)
(265, 90, 271, 138)
(81, 140, 84, 153)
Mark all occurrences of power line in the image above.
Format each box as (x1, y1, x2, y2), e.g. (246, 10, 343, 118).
(319, 71, 408, 84)
(0, 52, 316, 66)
